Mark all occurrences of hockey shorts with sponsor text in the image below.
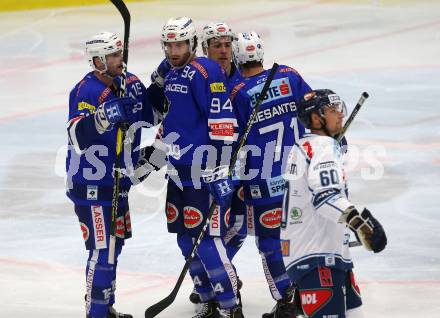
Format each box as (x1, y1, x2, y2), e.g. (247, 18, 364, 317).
(74, 203, 132, 250)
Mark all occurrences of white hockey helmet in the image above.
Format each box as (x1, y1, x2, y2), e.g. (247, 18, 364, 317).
(232, 31, 264, 66)
(161, 17, 197, 55)
(201, 22, 234, 48)
(85, 32, 123, 73)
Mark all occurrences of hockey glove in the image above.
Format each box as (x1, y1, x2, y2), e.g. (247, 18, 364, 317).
(131, 144, 168, 184)
(343, 207, 387, 253)
(202, 165, 235, 208)
(151, 58, 172, 88)
(94, 97, 137, 133)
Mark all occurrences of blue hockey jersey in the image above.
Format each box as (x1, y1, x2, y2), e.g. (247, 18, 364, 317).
(162, 57, 238, 187)
(231, 65, 311, 204)
(66, 71, 163, 206)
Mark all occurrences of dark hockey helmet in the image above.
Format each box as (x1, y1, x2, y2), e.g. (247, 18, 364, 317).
(298, 89, 346, 129)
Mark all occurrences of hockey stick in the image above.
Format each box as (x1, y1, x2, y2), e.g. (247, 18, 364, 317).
(144, 63, 280, 318)
(108, 0, 130, 265)
(336, 92, 368, 143)
(337, 92, 369, 248)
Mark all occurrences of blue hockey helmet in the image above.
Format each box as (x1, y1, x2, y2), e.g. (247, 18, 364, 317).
(298, 89, 346, 129)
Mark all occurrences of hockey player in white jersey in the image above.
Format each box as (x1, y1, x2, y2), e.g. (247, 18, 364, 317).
(275, 89, 387, 318)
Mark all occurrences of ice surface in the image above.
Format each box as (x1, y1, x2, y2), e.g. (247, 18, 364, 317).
(0, 1, 439, 317)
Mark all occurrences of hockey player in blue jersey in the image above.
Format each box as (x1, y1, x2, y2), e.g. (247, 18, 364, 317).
(186, 21, 247, 306)
(277, 89, 387, 318)
(159, 17, 242, 318)
(66, 32, 167, 318)
(230, 32, 312, 317)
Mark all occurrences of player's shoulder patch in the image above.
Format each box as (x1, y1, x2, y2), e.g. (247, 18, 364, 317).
(230, 82, 246, 101)
(126, 74, 140, 85)
(76, 79, 87, 98)
(190, 60, 208, 79)
(279, 66, 300, 76)
(98, 87, 112, 105)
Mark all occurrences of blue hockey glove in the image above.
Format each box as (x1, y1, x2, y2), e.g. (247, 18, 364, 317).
(202, 165, 235, 208)
(151, 58, 172, 88)
(94, 97, 137, 133)
(345, 207, 387, 253)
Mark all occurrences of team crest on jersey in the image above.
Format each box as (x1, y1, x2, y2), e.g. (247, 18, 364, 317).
(166, 203, 179, 223)
(259, 208, 282, 228)
(184, 206, 203, 228)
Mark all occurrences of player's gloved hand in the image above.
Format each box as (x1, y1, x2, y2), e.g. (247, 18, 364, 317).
(131, 143, 168, 184)
(202, 165, 235, 207)
(151, 58, 172, 88)
(334, 134, 348, 154)
(94, 97, 137, 133)
(343, 207, 387, 253)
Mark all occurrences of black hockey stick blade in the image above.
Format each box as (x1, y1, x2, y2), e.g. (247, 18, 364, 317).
(337, 92, 369, 143)
(144, 63, 279, 318)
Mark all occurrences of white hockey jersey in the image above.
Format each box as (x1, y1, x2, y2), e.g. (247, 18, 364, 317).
(281, 134, 354, 282)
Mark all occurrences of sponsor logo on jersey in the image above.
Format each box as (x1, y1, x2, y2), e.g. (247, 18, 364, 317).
(98, 87, 112, 104)
(300, 289, 333, 317)
(116, 216, 125, 238)
(289, 207, 302, 224)
(184, 206, 203, 228)
(91, 205, 106, 249)
(190, 61, 208, 79)
(165, 83, 188, 94)
(119, 190, 129, 199)
(78, 102, 96, 113)
(267, 176, 285, 197)
(210, 205, 221, 236)
(80, 222, 89, 241)
(246, 205, 255, 235)
(224, 208, 231, 226)
(325, 256, 335, 267)
(166, 203, 179, 223)
(125, 211, 132, 232)
(259, 208, 282, 228)
(87, 185, 98, 200)
(210, 82, 226, 93)
(350, 271, 361, 297)
(238, 186, 245, 201)
(208, 118, 238, 141)
(250, 185, 262, 199)
(281, 239, 290, 256)
(247, 77, 292, 107)
(318, 266, 334, 287)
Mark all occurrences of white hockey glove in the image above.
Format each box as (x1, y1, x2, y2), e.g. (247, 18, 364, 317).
(151, 58, 171, 88)
(341, 207, 387, 253)
(131, 143, 167, 185)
